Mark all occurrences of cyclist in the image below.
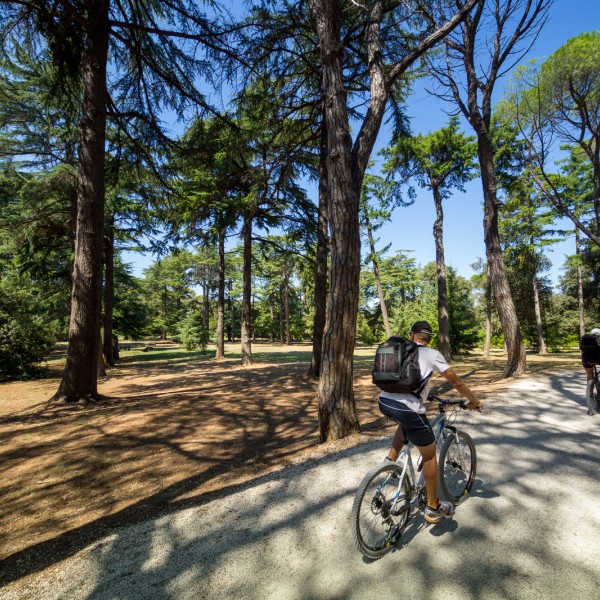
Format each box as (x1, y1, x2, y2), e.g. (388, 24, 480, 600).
(378, 320, 483, 524)
(580, 327, 600, 416)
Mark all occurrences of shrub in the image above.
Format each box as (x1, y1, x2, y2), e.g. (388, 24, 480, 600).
(0, 285, 56, 380)
(177, 309, 209, 351)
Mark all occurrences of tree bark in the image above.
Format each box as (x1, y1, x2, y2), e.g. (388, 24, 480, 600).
(308, 117, 329, 377)
(278, 291, 284, 343)
(53, 1, 110, 403)
(308, 0, 475, 439)
(215, 231, 225, 359)
(102, 213, 115, 367)
(432, 185, 451, 361)
(240, 206, 254, 365)
(228, 281, 235, 342)
(478, 133, 526, 377)
(284, 270, 292, 345)
(483, 263, 492, 358)
(202, 281, 210, 331)
(365, 213, 391, 338)
(97, 328, 106, 378)
(269, 303, 275, 343)
(576, 228, 585, 337)
(531, 269, 547, 354)
(161, 285, 167, 340)
(310, 0, 361, 441)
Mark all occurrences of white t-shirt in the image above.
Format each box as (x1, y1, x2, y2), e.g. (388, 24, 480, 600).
(379, 343, 450, 414)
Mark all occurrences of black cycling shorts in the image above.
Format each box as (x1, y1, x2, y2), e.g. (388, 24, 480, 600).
(378, 396, 435, 447)
(581, 350, 600, 368)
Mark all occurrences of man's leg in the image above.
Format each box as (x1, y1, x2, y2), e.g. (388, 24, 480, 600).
(585, 367, 597, 415)
(418, 443, 455, 523)
(386, 425, 405, 461)
(417, 443, 439, 509)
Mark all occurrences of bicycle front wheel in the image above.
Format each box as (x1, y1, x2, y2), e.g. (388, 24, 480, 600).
(438, 431, 477, 504)
(351, 462, 411, 559)
(592, 379, 600, 413)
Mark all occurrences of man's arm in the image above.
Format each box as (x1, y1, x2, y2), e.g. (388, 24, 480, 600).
(441, 368, 483, 411)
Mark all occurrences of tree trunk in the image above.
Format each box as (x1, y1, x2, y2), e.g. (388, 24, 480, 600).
(102, 213, 115, 367)
(576, 228, 585, 337)
(269, 303, 275, 343)
(161, 286, 167, 341)
(53, 1, 109, 403)
(593, 151, 600, 234)
(308, 117, 329, 377)
(203, 281, 210, 331)
(97, 328, 106, 378)
(483, 263, 492, 358)
(477, 133, 526, 377)
(215, 231, 225, 359)
(240, 208, 254, 365)
(308, 0, 470, 438)
(229, 281, 235, 342)
(531, 269, 547, 354)
(432, 185, 452, 361)
(284, 271, 292, 345)
(365, 213, 391, 338)
(279, 291, 285, 343)
(311, 0, 361, 441)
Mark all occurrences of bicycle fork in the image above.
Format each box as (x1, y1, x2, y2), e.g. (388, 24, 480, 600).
(443, 427, 467, 471)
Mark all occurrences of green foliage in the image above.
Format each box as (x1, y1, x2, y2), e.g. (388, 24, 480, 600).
(360, 255, 480, 352)
(112, 259, 149, 340)
(446, 269, 481, 354)
(142, 252, 195, 339)
(503, 32, 600, 242)
(383, 116, 478, 200)
(420, 263, 481, 353)
(178, 308, 210, 351)
(0, 282, 56, 380)
(356, 318, 377, 346)
(560, 241, 600, 329)
(537, 31, 600, 128)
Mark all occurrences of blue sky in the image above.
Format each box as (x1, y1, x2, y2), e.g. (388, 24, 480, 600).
(123, 0, 599, 288)
(373, 0, 600, 289)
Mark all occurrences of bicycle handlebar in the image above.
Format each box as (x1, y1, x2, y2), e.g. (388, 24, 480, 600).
(427, 395, 469, 410)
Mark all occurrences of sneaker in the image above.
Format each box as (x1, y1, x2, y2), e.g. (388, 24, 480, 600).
(587, 409, 597, 416)
(424, 501, 455, 524)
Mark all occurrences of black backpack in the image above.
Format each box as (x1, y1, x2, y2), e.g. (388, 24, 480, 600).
(580, 334, 600, 358)
(372, 336, 425, 396)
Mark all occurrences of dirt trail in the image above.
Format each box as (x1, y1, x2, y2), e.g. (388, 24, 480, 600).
(0, 343, 581, 589)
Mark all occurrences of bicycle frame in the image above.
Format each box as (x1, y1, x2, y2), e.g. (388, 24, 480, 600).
(387, 398, 465, 515)
(352, 396, 477, 557)
(586, 365, 600, 413)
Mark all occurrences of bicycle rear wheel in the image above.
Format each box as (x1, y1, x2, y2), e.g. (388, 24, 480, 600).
(351, 462, 411, 559)
(438, 431, 477, 504)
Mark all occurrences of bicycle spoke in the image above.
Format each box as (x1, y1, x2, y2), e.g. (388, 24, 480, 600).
(352, 463, 412, 558)
(438, 431, 477, 504)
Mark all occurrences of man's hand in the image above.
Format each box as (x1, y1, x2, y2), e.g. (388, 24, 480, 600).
(442, 369, 482, 411)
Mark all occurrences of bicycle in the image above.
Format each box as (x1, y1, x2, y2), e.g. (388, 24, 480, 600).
(585, 364, 600, 415)
(351, 395, 477, 559)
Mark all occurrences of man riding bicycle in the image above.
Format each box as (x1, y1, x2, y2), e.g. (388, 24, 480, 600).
(378, 321, 483, 524)
(580, 327, 600, 416)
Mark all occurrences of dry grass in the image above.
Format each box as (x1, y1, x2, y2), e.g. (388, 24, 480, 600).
(0, 341, 582, 585)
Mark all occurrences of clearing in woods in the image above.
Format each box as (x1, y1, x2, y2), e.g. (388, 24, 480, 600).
(0, 341, 581, 584)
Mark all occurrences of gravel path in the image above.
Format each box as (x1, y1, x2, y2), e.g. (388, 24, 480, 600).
(2, 370, 600, 600)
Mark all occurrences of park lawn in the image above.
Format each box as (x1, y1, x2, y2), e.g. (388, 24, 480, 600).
(0, 341, 581, 584)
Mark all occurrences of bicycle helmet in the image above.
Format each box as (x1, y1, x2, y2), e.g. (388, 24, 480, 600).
(591, 328, 600, 335)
